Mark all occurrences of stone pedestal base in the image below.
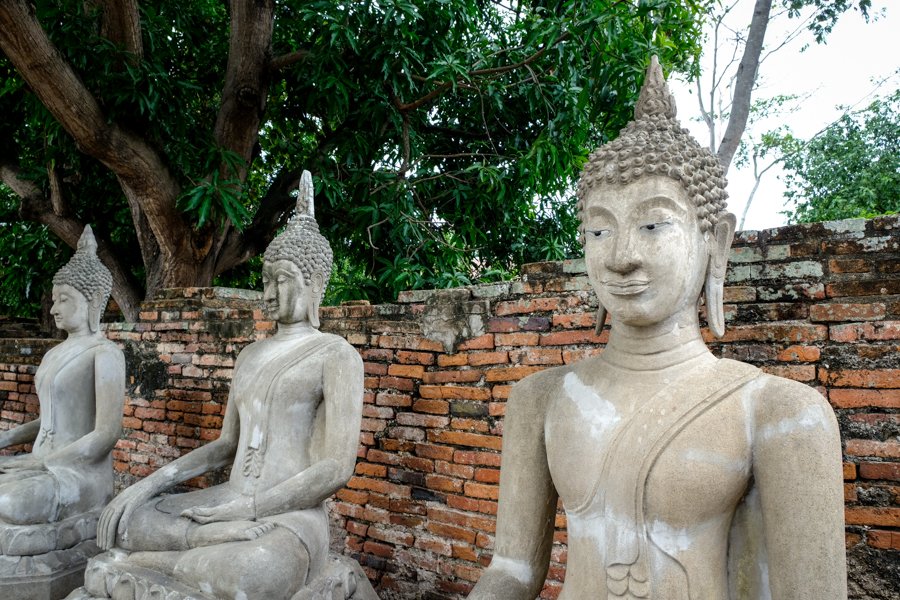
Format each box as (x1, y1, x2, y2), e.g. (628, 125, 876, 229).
(291, 554, 379, 600)
(0, 539, 101, 600)
(66, 551, 379, 600)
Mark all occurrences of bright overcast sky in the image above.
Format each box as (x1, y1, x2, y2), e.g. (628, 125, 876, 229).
(668, 0, 898, 232)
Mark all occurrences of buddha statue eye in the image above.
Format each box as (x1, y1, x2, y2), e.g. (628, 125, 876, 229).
(641, 221, 671, 232)
(588, 229, 610, 239)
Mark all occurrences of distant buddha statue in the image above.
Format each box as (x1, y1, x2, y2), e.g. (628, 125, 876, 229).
(73, 172, 375, 600)
(0, 225, 125, 597)
(468, 57, 846, 600)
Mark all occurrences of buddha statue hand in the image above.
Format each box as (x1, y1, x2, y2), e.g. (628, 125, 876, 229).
(0, 454, 45, 473)
(97, 480, 156, 550)
(181, 495, 256, 524)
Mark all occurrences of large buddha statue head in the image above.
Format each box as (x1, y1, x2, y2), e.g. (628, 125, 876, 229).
(262, 170, 334, 327)
(51, 225, 113, 335)
(576, 56, 736, 338)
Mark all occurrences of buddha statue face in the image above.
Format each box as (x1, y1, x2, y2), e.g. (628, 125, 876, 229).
(50, 284, 91, 334)
(583, 175, 709, 328)
(261, 259, 324, 325)
(577, 57, 736, 337)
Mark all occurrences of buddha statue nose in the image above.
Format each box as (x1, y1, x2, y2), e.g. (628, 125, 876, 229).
(606, 230, 641, 274)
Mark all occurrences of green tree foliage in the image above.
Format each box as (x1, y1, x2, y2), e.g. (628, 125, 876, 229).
(0, 1, 710, 319)
(782, 89, 900, 223)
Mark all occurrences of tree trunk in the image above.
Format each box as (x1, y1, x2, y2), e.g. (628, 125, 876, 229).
(716, 0, 773, 173)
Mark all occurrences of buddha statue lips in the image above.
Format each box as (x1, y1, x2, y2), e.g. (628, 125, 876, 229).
(468, 57, 847, 600)
(601, 280, 650, 296)
(85, 171, 368, 600)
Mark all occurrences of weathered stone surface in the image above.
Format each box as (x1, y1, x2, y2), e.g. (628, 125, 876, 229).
(0, 225, 125, 600)
(0, 539, 100, 600)
(469, 57, 847, 600)
(67, 172, 371, 600)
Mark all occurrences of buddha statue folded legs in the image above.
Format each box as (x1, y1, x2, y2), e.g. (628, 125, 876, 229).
(66, 172, 378, 600)
(0, 225, 125, 600)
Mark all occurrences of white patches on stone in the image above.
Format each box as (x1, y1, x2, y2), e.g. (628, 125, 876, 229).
(491, 556, 534, 585)
(563, 372, 620, 439)
(759, 557, 772, 600)
(250, 426, 263, 449)
(648, 515, 728, 557)
(568, 509, 640, 559)
(235, 591, 249, 600)
(682, 448, 746, 473)
(647, 520, 695, 553)
(759, 403, 829, 442)
(741, 377, 767, 445)
(823, 218, 866, 235)
(199, 581, 214, 594)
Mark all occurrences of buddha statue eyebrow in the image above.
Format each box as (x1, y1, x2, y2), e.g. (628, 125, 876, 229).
(635, 196, 687, 217)
(586, 195, 686, 220)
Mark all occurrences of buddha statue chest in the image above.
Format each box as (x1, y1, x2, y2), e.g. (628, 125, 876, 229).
(33, 339, 105, 455)
(228, 334, 338, 493)
(543, 357, 761, 599)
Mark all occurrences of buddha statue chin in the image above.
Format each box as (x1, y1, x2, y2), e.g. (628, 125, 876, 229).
(71, 172, 374, 600)
(0, 225, 125, 597)
(469, 58, 847, 600)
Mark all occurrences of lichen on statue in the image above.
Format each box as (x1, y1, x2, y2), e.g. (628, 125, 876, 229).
(468, 57, 847, 600)
(80, 172, 369, 600)
(0, 225, 125, 595)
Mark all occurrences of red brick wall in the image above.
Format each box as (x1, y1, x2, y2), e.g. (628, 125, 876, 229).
(1, 215, 898, 598)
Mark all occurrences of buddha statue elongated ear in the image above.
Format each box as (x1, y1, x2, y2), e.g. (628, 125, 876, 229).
(594, 304, 607, 336)
(705, 212, 736, 338)
(307, 271, 326, 329)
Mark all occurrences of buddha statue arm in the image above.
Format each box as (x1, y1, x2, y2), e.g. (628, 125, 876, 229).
(752, 377, 847, 599)
(97, 386, 241, 549)
(0, 419, 42, 471)
(0, 419, 41, 452)
(469, 374, 558, 600)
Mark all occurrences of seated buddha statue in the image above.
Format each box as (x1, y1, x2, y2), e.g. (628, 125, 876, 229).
(76, 172, 372, 600)
(468, 57, 846, 600)
(0, 225, 125, 595)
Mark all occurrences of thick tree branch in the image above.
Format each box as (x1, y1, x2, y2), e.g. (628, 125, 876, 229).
(0, 163, 143, 320)
(207, 0, 276, 270)
(270, 49, 311, 71)
(716, 0, 772, 173)
(85, 0, 143, 60)
(213, 0, 275, 174)
(395, 32, 570, 113)
(215, 167, 300, 274)
(0, 0, 190, 263)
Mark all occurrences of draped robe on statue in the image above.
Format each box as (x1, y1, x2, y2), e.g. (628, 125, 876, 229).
(119, 333, 344, 584)
(0, 337, 114, 526)
(546, 358, 772, 600)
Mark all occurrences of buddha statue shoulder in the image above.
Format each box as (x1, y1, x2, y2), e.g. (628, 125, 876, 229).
(75, 172, 374, 600)
(0, 225, 125, 595)
(468, 57, 846, 600)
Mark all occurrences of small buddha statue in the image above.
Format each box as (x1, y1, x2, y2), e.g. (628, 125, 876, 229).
(0, 225, 125, 595)
(468, 57, 846, 600)
(76, 172, 374, 600)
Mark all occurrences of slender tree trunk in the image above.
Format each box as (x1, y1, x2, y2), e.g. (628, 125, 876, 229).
(716, 0, 773, 172)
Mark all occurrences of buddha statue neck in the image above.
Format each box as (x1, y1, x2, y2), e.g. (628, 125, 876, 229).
(601, 307, 711, 372)
(275, 320, 318, 339)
